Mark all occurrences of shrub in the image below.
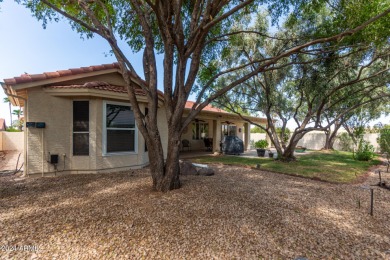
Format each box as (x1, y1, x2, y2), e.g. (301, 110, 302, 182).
(338, 132, 353, 152)
(254, 139, 268, 149)
(355, 139, 375, 161)
(378, 125, 390, 154)
(6, 126, 22, 132)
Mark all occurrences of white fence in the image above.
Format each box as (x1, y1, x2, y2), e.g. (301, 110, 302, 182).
(250, 131, 380, 151)
(0, 132, 24, 151)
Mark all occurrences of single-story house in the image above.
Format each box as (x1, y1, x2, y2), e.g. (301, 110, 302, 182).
(2, 63, 266, 176)
(0, 118, 6, 131)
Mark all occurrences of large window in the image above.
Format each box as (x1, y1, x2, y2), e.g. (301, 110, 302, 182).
(103, 102, 137, 154)
(192, 122, 208, 140)
(73, 101, 89, 156)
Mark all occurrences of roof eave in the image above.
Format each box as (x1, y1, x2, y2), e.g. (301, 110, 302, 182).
(1, 82, 21, 107)
(8, 68, 122, 91)
(183, 108, 267, 124)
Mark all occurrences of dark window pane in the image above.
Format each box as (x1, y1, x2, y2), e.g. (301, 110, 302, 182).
(107, 130, 135, 152)
(73, 101, 89, 131)
(106, 104, 135, 128)
(73, 133, 89, 155)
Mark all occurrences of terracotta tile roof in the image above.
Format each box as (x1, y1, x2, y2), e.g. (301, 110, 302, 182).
(4, 63, 120, 85)
(185, 101, 229, 113)
(44, 81, 162, 97)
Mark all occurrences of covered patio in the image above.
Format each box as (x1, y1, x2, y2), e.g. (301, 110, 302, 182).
(180, 101, 267, 154)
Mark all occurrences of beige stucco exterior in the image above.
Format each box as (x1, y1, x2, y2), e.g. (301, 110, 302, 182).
(3, 68, 265, 176)
(24, 86, 157, 176)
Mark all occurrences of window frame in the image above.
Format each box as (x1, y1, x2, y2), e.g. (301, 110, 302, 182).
(72, 100, 90, 156)
(102, 100, 138, 156)
(192, 121, 209, 140)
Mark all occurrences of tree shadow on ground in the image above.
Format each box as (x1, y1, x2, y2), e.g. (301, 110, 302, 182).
(1, 167, 389, 259)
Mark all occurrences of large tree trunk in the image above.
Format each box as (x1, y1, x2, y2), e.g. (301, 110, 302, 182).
(323, 131, 337, 150)
(279, 135, 302, 162)
(323, 130, 332, 150)
(323, 121, 342, 150)
(144, 116, 182, 192)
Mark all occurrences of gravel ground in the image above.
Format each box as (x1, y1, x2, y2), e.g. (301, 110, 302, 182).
(1, 164, 390, 259)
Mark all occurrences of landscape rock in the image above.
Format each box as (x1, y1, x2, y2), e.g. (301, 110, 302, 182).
(179, 160, 198, 175)
(197, 168, 215, 176)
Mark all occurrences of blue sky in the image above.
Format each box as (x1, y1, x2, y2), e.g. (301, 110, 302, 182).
(0, 0, 388, 128)
(0, 0, 146, 125)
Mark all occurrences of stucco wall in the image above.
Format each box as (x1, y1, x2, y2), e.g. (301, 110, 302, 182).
(296, 132, 380, 151)
(0, 132, 24, 151)
(250, 133, 267, 148)
(25, 87, 150, 175)
(251, 131, 380, 151)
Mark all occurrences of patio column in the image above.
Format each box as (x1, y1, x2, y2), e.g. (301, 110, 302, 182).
(244, 122, 250, 150)
(212, 119, 220, 152)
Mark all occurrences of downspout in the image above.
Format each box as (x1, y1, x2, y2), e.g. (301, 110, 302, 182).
(3, 91, 28, 177)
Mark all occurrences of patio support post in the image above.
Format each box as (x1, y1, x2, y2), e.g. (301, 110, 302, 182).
(213, 120, 220, 152)
(244, 122, 250, 151)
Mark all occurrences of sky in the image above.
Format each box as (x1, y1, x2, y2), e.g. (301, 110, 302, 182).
(0, 0, 146, 126)
(0, 0, 388, 128)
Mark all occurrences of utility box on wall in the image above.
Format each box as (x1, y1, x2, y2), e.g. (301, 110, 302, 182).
(50, 154, 59, 164)
(36, 122, 46, 128)
(26, 122, 46, 128)
(26, 122, 36, 128)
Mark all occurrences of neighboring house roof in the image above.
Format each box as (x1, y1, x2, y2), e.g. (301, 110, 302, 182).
(3, 63, 120, 85)
(0, 118, 7, 131)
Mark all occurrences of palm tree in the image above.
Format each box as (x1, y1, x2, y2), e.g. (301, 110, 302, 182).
(12, 109, 24, 130)
(12, 109, 23, 120)
(3, 97, 12, 126)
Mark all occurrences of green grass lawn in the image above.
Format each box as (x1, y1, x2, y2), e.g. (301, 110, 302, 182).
(190, 150, 381, 183)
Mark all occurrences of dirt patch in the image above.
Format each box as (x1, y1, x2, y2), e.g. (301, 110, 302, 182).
(1, 166, 390, 259)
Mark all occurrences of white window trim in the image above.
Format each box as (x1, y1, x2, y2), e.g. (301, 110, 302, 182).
(102, 100, 138, 156)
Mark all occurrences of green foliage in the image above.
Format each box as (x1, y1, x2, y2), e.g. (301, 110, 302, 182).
(355, 139, 375, 161)
(192, 150, 381, 183)
(276, 127, 291, 144)
(6, 126, 22, 132)
(254, 139, 268, 149)
(378, 125, 390, 154)
(250, 126, 266, 133)
(12, 119, 24, 131)
(338, 132, 353, 152)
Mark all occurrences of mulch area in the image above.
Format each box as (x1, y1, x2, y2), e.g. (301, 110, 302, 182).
(1, 164, 390, 259)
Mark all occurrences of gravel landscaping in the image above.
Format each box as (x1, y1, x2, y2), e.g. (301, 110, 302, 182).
(1, 164, 390, 259)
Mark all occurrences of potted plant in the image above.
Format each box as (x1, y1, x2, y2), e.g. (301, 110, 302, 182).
(255, 140, 268, 157)
(268, 149, 274, 158)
